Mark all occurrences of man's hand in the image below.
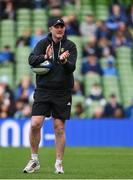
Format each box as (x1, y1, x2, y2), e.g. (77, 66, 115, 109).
(44, 44, 53, 59)
(59, 50, 70, 64)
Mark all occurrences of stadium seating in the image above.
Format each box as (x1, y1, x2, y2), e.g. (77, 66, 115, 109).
(68, 36, 82, 78)
(84, 73, 101, 96)
(80, 5, 93, 21)
(71, 95, 85, 116)
(32, 9, 48, 32)
(16, 8, 31, 37)
(85, 101, 102, 118)
(95, 4, 108, 21)
(0, 1, 133, 118)
(63, 4, 76, 16)
(0, 63, 14, 88)
(116, 47, 133, 106)
(103, 75, 121, 102)
(0, 20, 15, 50)
(15, 47, 31, 85)
(81, 0, 92, 5)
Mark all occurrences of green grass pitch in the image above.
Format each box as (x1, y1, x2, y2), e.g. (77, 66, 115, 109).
(0, 147, 133, 179)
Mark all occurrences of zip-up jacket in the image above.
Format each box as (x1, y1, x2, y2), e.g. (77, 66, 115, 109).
(29, 33, 77, 90)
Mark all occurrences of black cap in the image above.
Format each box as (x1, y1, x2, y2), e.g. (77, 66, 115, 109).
(48, 18, 65, 27)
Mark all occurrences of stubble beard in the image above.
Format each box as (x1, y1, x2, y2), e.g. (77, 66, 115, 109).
(56, 33, 64, 40)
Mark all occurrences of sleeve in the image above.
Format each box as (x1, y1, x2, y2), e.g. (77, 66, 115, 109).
(28, 39, 46, 67)
(62, 42, 77, 73)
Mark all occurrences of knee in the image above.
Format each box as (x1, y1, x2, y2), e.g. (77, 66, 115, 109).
(54, 125, 64, 136)
(31, 122, 41, 131)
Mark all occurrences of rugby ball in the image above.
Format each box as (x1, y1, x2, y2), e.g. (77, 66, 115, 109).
(31, 61, 53, 75)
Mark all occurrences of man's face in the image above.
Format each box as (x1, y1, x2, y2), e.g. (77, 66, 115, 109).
(50, 24, 65, 39)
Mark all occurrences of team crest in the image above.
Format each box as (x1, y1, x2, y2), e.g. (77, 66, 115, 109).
(61, 48, 64, 52)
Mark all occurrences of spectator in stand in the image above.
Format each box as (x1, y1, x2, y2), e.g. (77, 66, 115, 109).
(103, 62, 117, 76)
(127, 4, 133, 28)
(32, 0, 46, 9)
(85, 83, 106, 107)
(81, 53, 103, 76)
(30, 28, 47, 49)
(68, 14, 80, 35)
(82, 36, 100, 58)
(104, 94, 124, 118)
(63, 0, 79, 5)
(21, 104, 32, 118)
(48, 8, 62, 28)
(16, 29, 32, 47)
(96, 20, 111, 40)
(114, 107, 125, 118)
(14, 98, 27, 118)
(80, 14, 97, 36)
(72, 79, 84, 96)
(106, 4, 127, 31)
(100, 47, 116, 69)
(72, 102, 86, 119)
(111, 22, 132, 48)
(0, 45, 15, 64)
(118, 22, 132, 39)
(125, 98, 133, 119)
(15, 75, 35, 102)
(0, 75, 15, 118)
(0, 1, 3, 17)
(1, 0, 16, 20)
(62, 0, 80, 10)
(14, 0, 32, 9)
(111, 30, 132, 48)
(63, 14, 80, 35)
(92, 106, 104, 119)
(98, 37, 115, 58)
(14, 100, 32, 119)
(102, 59, 117, 76)
(47, 0, 61, 8)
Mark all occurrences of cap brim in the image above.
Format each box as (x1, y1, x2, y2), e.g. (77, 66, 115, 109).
(53, 22, 65, 26)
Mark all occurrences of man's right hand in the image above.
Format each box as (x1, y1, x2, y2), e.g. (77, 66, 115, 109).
(44, 44, 53, 59)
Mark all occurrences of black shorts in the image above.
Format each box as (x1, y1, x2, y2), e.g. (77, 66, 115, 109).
(32, 88, 72, 120)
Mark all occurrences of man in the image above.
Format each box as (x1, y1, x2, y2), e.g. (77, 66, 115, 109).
(23, 18, 77, 174)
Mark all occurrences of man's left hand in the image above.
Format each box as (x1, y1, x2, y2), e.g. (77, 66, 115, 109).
(59, 50, 70, 64)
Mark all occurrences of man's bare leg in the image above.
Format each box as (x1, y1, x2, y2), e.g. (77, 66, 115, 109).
(54, 118, 65, 173)
(30, 115, 45, 154)
(23, 116, 44, 173)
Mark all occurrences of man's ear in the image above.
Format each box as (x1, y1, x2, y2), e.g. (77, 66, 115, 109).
(49, 27, 52, 32)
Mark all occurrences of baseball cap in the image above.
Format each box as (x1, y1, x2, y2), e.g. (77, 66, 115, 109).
(48, 18, 65, 27)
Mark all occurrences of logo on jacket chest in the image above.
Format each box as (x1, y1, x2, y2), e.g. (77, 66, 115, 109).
(61, 48, 64, 53)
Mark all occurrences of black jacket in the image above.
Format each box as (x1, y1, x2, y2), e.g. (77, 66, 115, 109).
(29, 33, 77, 91)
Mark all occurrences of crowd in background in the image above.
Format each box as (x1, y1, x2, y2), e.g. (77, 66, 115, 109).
(0, 0, 133, 119)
